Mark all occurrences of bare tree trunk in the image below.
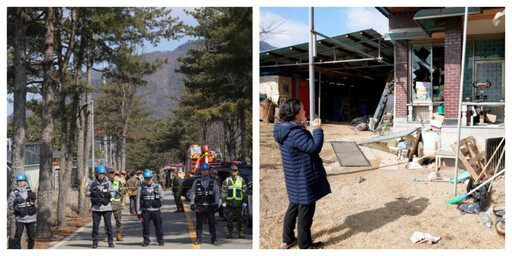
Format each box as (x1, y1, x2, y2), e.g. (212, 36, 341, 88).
(121, 135, 126, 171)
(9, 7, 27, 247)
(56, 8, 77, 229)
(76, 96, 85, 214)
(58, 63, 80, 227)
(36, 7, 55, 238)
(239, 107, 249, 162)
(79, 42, 93, 217)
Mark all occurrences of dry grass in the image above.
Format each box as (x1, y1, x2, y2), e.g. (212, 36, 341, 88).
(259, 122, 505, 249)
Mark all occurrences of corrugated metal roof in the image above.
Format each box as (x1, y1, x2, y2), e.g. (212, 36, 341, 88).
(260, 29, 394, 67)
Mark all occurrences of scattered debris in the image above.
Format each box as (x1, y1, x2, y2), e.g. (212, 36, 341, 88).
(457, 203, 483, 215)
(449, 171, 470, 183)
(427, 172, 441, 181)
(350, 115, 369, 124)
(495, 218, 505, 236)
(479, 212, 492, 228)
(352, 123, 369, 131)
(410, 231, 441, 244)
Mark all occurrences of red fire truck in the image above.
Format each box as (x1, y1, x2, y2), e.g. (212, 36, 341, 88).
(185, 144, 222, 177)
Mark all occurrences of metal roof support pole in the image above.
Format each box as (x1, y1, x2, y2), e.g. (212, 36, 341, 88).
(453, 7, 469, 196)
(309, 7, 316, 122)
(318, 72, 322, 119)
(91, 99, 95, 169)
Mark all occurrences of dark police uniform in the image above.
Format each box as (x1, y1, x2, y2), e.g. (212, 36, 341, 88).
(190, 176, 220, 244)
(136, 181, 165, 246)
(85, 176, 114, 247)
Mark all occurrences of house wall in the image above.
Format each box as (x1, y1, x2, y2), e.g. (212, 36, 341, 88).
(394, 42, 408, 119)
(443, 17, 463, 122)
(389, 12, 419, 121)
(389, 12, 420, 29)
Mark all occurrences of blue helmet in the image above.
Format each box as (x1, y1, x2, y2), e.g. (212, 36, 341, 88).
(199, 163, 210, 170)
(143, 169, 153, 178)
(16, 173, 27, 181)
(96, 165, 107, 174)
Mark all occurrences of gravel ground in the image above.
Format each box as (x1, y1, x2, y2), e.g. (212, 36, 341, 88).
(259, 122, 505, 249)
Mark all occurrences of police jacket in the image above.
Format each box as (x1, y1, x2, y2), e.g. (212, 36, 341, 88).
(85, 176, 113, 212)
(274, 122, 331, 205)
(8, 183, 37, 223)
(136, 182, 164, 214)
(190, 176, 220, 206)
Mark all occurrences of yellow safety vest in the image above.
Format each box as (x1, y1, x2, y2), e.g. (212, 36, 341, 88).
(111, 180, 121, 202)
(226, 176, 243, 201)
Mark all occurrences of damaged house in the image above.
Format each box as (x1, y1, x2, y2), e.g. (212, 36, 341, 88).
(378, 7, 505, 151)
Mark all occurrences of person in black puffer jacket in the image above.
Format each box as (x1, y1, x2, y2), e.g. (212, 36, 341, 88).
(274, 99, 331, 249)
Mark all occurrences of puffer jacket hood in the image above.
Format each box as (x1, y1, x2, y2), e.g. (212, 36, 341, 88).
(273, 122, 305, 144)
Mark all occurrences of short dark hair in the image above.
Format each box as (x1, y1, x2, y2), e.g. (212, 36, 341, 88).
(279, 99, 302, 122)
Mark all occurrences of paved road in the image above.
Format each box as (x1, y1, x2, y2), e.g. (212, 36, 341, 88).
(52, 189, 252, 249)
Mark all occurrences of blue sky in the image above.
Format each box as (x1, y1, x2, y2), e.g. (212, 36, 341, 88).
(260, 7, 388, 48)
(7, 7, 198, 116)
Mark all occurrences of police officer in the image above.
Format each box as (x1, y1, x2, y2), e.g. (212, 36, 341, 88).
(8, 173, 37, 249)
(221, 165, 248, 239)
(104, 170, 124, 242)
(136, 169, 165, 247)
(85, 165, 114, 248)
(171, 170, 184, 212)
(190, 163, 220, 245)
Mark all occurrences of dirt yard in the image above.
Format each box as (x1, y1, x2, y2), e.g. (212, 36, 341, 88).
(259, 122, 505, 249)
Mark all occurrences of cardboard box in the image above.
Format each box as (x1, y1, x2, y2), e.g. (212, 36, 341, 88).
(486, 113, 497, 124)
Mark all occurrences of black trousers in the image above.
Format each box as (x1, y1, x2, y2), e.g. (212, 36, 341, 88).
(195, 205, 216, 240)
(282, 202, 316, 249)
(92, 211, 113, 245)
(142, 210, 164, 244)
(12, 221, 35, 249)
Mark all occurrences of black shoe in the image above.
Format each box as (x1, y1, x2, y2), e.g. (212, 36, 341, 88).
(142, 243, 149, 247)
(211, 239, 218, 245)
(309, 241, 324, 249)
(195, 238, 201, 245)
(92, 244, 98, 249)
(158, 242, 165, 246)
(109, 243, 115, 248)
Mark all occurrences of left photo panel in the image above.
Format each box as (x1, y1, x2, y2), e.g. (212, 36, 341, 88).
(6, 7, 252, 249)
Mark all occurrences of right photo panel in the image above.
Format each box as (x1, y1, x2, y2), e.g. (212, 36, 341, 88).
(259, 7, 505, 249)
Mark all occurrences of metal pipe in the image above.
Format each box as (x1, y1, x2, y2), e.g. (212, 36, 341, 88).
(91, 99, 95, 170)
(453, 7, 469, 196)
(309, 7, 316, 122)
(318, 72, 322, 119)
(260, 57, 388, 68)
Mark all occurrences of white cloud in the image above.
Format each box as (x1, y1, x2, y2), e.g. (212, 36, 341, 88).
(260, 10, 309, 48)
(343, 7, 389, 35)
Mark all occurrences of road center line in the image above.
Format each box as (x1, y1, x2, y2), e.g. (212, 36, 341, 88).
(182, 200, 201, 249)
